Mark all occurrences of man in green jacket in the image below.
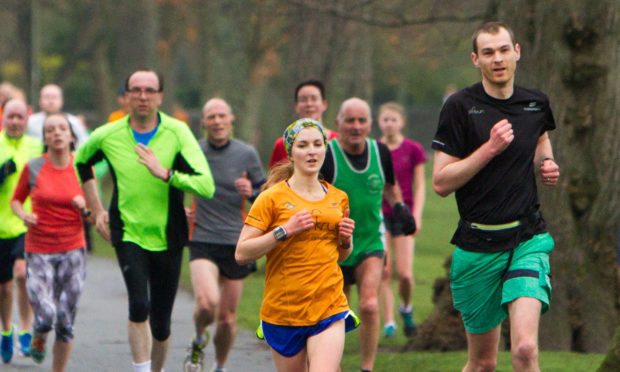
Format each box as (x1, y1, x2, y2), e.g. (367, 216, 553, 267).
(0, 99, 42, 363)
(76, 69, 215, 372)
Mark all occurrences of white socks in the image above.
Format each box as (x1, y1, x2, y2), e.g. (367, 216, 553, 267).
(132, 360, 151, 372)
(384, 321, 396, 328)
(194, 334, 206, 346)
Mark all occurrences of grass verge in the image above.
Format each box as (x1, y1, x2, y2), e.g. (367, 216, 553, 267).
(91, 168, 604, 371)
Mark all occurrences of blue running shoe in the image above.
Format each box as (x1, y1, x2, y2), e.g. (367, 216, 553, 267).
(1, 328, 13, 363)
(384, 323, 397, 338)
(18, 331, 32, 356)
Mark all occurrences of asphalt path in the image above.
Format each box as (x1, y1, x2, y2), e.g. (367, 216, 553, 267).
(4, 255, 274, 371)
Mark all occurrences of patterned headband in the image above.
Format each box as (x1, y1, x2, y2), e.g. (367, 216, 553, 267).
(283, 118, 327, 156)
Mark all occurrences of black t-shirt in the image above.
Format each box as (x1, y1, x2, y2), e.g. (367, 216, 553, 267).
(321, 140, 395, 185)
(432, 82, 555, 251)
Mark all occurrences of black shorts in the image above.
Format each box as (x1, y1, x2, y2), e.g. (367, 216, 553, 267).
(0, 234, 25, 283)
(383, 216, 407, 237)
(340, 249, 385, 286)
(188, 242, 256, 280)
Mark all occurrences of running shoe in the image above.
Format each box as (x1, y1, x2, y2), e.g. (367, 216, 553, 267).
(1, 328, 13, 363)
(18, 331, 32, 356)
(30, 335, 46, 364)
(183, 331, 209, 372)
(209, 365, 227, 372)
(383, 323, 397, 338)
(399, 305, 418, 337)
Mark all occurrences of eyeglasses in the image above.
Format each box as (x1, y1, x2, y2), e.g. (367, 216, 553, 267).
(297, 95, 322, 103)
(127, 87, 160, 96)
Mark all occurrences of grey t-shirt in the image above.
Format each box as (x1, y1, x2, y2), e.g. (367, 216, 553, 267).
(191, 138, 265, 245)
(26, 112, 89, 149)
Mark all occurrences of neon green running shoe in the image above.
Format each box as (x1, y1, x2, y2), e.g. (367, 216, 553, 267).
(183, 330, 209, 372)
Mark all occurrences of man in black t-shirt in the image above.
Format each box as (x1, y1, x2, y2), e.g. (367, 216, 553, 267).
(432, 22, 560, 371)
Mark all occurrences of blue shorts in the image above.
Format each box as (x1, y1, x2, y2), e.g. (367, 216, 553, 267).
(259, 311, 360, 357)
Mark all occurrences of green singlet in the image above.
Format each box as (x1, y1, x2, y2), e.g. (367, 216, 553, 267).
(329, 138, 385, 267)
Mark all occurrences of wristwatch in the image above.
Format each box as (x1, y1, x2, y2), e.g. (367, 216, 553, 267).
(166, 169, 174, 182)
(273, 226, 288, 241)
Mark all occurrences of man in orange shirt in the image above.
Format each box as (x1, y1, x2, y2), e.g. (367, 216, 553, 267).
(107, 86, 130, 122)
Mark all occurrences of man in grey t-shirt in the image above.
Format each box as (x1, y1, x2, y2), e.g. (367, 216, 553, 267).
(183, 98, 265, 372)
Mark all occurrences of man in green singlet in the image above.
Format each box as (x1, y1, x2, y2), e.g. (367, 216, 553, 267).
(320, 97, 416, 372)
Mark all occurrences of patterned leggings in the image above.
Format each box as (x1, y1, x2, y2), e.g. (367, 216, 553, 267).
(26, 248, 86, 342)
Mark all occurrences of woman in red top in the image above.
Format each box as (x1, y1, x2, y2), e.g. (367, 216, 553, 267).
(10, 113, 90, 371)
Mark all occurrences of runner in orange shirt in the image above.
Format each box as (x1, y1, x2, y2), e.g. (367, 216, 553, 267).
(236, 119, 358, 372)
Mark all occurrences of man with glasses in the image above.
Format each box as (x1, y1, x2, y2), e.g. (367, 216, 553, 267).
(75, 69, 215, 372)
(268, 80, 338, 168)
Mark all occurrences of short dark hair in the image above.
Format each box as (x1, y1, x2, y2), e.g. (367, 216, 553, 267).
(472, 21, 516, 54)
(294, 80, 325, 102)
(124, 68, 165, 92)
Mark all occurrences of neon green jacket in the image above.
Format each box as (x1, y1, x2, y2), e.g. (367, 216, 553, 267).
(75, 112, 215, 251)
(0, 132, 42, 239)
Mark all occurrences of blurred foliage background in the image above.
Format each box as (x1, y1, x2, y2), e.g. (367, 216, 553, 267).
(3, 0, 619, 363)
(0, 0, 488, 162)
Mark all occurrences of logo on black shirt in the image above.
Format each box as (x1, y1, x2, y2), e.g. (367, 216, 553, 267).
(468, 106, 485, 115)
(523, 102, 541, 112)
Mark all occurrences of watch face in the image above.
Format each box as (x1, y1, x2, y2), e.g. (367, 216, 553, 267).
(274, 226, 286, 241)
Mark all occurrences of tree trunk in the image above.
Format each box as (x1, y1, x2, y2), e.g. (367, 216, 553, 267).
(599, 324, 620, 371)
(498, 0, 619, 353)
(90, 43, 114, 124)
(407, 256, 467, 351)
(114, 0, 159, 83)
